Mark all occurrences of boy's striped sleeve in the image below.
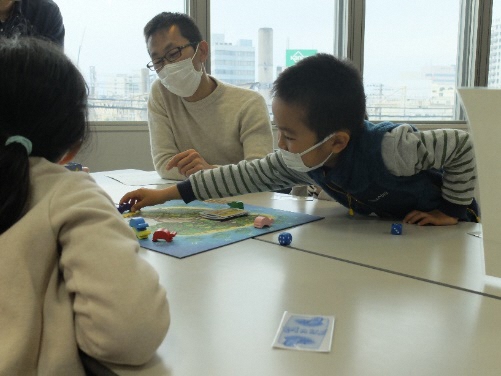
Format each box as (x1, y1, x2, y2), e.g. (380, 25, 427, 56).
(182, 152, 315, 202)
(382, 124, 476, 216)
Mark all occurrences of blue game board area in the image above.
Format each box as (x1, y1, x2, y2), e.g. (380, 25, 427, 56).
(132, 200, 323, 258)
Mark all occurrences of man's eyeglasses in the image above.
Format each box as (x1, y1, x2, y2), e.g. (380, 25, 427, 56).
(146, 42, 198, 71)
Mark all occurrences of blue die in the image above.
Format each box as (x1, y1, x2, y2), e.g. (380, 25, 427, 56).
(391, 223, 402, 235)
(278, 232, 292, 246)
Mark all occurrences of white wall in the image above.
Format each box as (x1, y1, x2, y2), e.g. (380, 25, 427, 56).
(74, 123, 154, 172)
(74, 122, 279, 172)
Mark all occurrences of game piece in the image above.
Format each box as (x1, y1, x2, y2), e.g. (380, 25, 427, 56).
(129, 217, 151, 239)
(391, 223, 402, 235)
(278, 232, 292, 246)
(227, 201, 244, 209)
(122, 211, 140, 218)
(64, 162, 82, 171)
(254, 215, 274, 228)
(129, 217, 146, 228)
(116, 202, 132, 214)
(134, 227, 151, 240)
(152, 228, 177, 242)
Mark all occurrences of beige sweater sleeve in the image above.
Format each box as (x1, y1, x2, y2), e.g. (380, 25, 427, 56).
(51, 174, 170, 365)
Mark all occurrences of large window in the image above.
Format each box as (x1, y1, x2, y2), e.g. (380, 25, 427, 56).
(364, 0, 460, 121)
(210, 0, 336, 116)
(58, 0, 499, 123)
(57, 1, 185, 121)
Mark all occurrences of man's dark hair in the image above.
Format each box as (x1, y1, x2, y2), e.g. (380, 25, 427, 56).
(144, 12, 203, 43)
(272, 53, 366, 140)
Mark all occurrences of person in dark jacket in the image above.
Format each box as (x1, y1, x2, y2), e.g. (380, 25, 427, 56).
(0, 0, 64, 47)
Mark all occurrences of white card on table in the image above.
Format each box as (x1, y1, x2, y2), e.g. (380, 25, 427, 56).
(272, 311, 335, 352)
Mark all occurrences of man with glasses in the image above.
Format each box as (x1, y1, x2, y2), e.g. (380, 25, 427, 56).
(0, 0, 64, 47)
(144, 12, 273, 180)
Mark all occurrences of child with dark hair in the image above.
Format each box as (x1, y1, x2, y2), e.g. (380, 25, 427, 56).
(121, 53, 478, 226)
(0, 37, 169, 374)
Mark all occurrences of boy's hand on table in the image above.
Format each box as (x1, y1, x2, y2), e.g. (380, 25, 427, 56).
(167, 149, 215, 177)
(120, 186, 181, 212)
(403, 209, 458, 226)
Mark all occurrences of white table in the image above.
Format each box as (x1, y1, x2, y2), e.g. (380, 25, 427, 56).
(255, 207, 501, 297)
(91, 171, 501, 376)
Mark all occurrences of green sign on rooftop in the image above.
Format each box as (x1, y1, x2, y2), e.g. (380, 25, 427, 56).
(285, 49, 318, 67)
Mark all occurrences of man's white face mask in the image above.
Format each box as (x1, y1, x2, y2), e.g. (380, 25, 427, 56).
(279, 133, 335, 172)
(157, 44, 202, 97)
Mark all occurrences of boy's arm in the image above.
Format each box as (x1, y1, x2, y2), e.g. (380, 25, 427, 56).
(382, 125, 476, 219)
(120, 152, 314, 210)
(121, 185, 181, 212)
(186, 151, 313, 201)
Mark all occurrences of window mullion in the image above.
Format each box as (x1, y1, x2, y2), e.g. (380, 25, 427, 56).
(456, 0, 492, 119)
(335, 0, 365, 75)
(475, 0, 493, 86)
(347, 0, 366, 76)
(189, 0, 211, 73)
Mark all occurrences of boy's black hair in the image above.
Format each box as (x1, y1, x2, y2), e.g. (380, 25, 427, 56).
(272, 53, 366, 141)
(0, 37, 89, 234)
(144, 12, 203, 44)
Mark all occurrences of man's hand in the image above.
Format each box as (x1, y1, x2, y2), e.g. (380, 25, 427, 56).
(166, 149, 215, 177)
(403, 209, 459, 226)
(120, 186, 181, 212)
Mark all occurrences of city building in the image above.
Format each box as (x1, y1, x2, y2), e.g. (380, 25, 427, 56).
(211, 33, 256, 86)
(489, 18, 501, 87)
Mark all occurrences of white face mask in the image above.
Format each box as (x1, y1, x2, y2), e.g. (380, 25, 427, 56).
(279, 133, 335, 172)
(157, 44, 203, 97)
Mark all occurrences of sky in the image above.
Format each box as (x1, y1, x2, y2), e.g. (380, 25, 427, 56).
(57, 0, 184, 78)
(56, 0, 501, 86)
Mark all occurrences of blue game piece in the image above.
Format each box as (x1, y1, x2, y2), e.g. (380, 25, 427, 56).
(278, 232, 292, 246)
(135, 223, 149, 231)
(116, 202, 132, 214)
(391, 223, 402, 235)
(129, 217, 151, 239)
(64, 162, 82, 171)
(129, 217, 146, 228)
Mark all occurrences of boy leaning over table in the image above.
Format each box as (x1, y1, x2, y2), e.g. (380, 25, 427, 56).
(120, 53, 479, 226)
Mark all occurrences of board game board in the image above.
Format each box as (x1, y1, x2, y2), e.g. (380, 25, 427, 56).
(129, 200, 323, 258)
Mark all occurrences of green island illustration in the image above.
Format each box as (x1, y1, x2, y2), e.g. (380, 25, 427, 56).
(139, 206, 276, 236)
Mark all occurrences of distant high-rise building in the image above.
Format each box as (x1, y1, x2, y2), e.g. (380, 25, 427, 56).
(422, 65, 456, 86)
(140, 68, 151, 94)
(211, 34, 255, 86)
(89, 66, 96, 97)
(489, 18, 501, 87)
(257, 28, 273, 102)
(257, 28, 273, 85)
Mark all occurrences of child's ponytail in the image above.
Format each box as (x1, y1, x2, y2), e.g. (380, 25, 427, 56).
(0, 135, 31, 234)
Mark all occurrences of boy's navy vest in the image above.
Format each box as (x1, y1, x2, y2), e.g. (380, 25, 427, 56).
(308, 121, 443, 219)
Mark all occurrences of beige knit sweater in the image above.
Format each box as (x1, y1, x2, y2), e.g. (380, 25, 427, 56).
(0, 158, 170, 375)
(148, 76, 274, 180)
